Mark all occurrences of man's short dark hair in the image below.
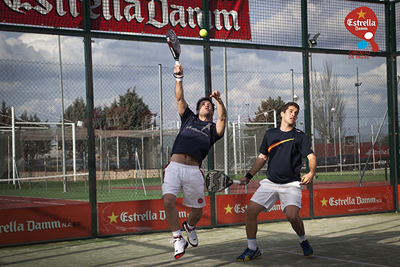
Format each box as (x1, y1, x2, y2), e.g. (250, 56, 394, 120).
(196, 97, 215, 111)
(281, 102, 300, 113)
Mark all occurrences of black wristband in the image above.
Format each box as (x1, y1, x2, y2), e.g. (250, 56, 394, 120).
(245, 172, 253, 180)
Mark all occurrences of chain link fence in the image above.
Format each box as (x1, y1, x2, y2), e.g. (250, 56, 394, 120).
(0, 52, 390, 204)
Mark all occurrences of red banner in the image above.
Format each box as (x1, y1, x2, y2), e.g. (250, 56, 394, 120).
(0, 0, 251, 40)
(0, 204, 91, 245)
(314, 186, 393, 216)
(98, 197, 211, 235)
(216, 191, 310, 224)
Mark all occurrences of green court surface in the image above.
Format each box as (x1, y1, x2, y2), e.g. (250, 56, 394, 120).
(1, 212, 399, 266)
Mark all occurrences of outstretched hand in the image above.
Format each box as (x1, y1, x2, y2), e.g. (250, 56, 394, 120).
(210, 91, 222, 102)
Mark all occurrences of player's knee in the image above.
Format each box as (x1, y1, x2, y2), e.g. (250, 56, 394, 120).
(163, 194, 176, 209)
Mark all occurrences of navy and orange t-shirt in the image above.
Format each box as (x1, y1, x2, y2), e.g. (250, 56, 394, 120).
(171, 106, 222, 165)
(259, 127, 313, 184)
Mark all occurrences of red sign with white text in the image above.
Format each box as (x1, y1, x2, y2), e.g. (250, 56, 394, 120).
(0, 204, 91, 245)
(0, 0, 251, 40)
(216, 190, 310, 224)
(314, 186, 393, 216)
(344, 6, 379, 52)
(98, 197, 211, 235)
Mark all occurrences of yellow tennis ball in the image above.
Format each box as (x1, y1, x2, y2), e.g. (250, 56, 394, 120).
(199, 29, 208, 37)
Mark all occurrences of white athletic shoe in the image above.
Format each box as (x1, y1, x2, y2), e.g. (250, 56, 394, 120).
(173, 236, 188, 259)
(182, 221, 198, 247)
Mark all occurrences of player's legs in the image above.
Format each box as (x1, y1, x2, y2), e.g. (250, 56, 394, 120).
(163, 193, 180, 231)
(285, 205, 304, 236)
(279, 182, 313, 257)
(180, 165, 204, 248)
(245, 201, 266, 239)
(188, 207, 202, 226)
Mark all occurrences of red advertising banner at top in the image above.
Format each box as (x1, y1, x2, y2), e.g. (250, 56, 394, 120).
(0, 0, 251, 40)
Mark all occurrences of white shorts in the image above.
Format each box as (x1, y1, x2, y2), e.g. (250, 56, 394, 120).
(162, 161, 206, 208)
(250, 179, 303, 214)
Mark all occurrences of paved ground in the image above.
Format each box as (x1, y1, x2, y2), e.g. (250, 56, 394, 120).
(1, 212, 399, 266)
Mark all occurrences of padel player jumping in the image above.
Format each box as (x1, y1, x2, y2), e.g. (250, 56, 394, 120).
(236, 102, 316, 261)
(162, 63, 227, 259)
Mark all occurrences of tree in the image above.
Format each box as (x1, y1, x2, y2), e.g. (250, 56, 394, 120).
(0, 101, 12, 178)
(117, 87, 157, 167)
(311, 61, 346, 143)
(64, 97, 87, 159)
(0, 100, 11, 126)
(249, 96, 286, 128)
(19, 110, 52, 170)
(64, 96, 86, 124)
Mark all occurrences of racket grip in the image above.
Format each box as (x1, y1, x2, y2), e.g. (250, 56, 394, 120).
(175, 60, 180, 65)
(233, 180, 241, 184)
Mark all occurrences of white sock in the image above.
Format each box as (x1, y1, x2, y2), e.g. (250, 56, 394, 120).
(173, 230, 182, 238)
(298, 234, 307, 243)
(247, 238, 257, 250)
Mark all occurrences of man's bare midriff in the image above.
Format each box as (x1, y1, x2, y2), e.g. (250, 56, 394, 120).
(170, 153, 199, 166)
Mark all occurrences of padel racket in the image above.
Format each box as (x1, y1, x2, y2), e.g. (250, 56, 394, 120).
(205, 170, 240, 193)
(166, 29, 181, 65)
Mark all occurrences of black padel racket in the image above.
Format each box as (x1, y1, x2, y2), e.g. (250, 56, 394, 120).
(166, 29, 181, 65)
(205, 170, 240, 193)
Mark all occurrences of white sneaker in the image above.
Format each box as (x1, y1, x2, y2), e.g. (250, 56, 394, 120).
(173, 236, 188, 259)
(182, 221, 198, 247)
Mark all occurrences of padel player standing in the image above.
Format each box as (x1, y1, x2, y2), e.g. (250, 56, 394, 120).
(162, 63, 227, 259)
(236, 102, 316, 261)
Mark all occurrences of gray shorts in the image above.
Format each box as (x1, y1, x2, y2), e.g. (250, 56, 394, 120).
(250, 179, 303, 214)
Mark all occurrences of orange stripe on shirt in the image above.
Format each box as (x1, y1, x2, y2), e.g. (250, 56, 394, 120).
(268, 138, 294, 153)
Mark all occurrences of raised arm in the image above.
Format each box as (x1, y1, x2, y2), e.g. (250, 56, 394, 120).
(174, 63, 187, 116)
(210, 90, 226, 136)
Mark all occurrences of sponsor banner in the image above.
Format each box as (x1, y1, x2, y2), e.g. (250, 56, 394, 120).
(345, 6, 379, 52)
(216, 191, 310, 224)
(314, 186, 393, 217)
(98, 197, 211, 235)
(1, 0, 251, 40)
(0, 204, 91, 245)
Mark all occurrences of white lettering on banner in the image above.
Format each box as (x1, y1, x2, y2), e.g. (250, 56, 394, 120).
(270, 204, 282, 211)
(234, 204, 247, 214)
(232, 203, 280, 214)
(0, 220, 82, 235)
(329, 197, 379, 206)
(119, 210, 186, 223)
(2, 0, 242, 32)
(124, 0, 144, 23)
(0, 221, 24, 233)
(3, 0, 53, 15)
(26, 220, 61, 231)
(356, 197, 377, 204)
(213, 9, 240, 31)
(159, 210, 166, 220)
(346, 19, 377, 28)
